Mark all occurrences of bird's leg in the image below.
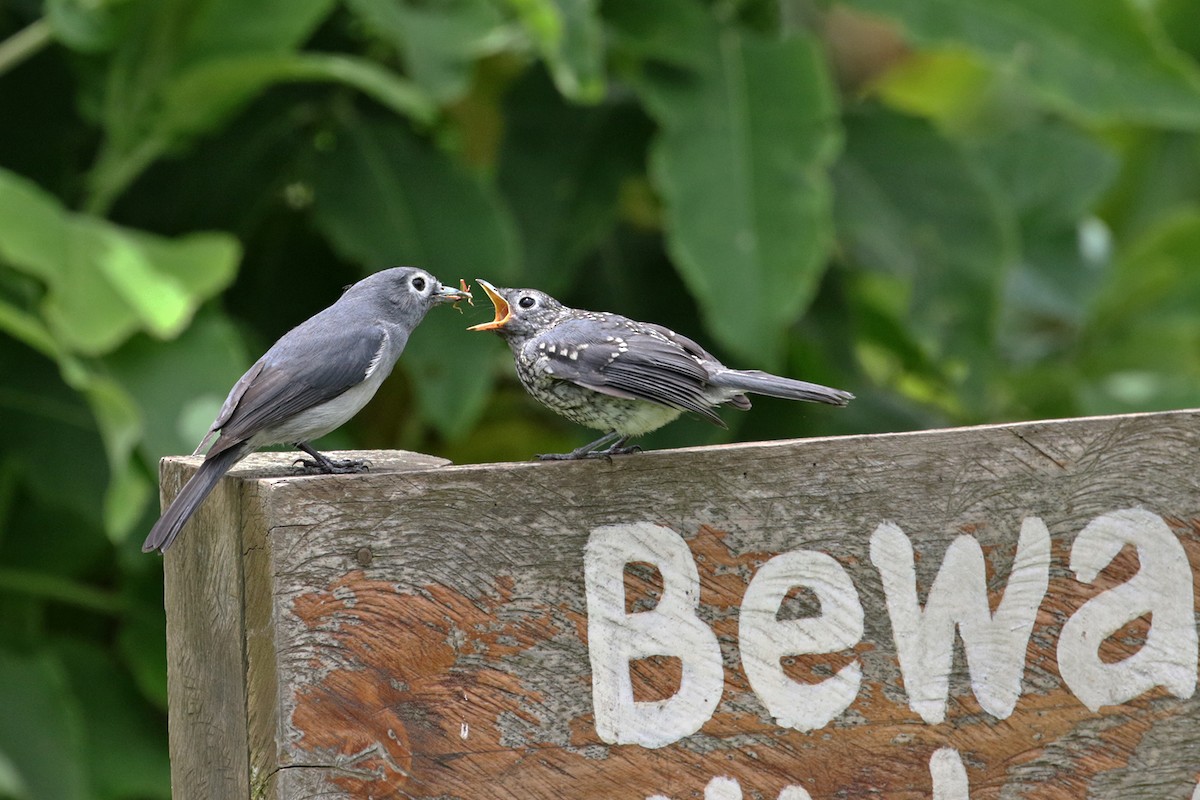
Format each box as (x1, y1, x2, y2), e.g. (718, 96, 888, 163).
(537, 432, 640, 461)
(293, 442, 371, 474)
(595, 435, 641, 457)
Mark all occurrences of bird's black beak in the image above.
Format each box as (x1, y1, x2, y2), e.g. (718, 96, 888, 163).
(467, 279, 511, 331)
(435, 279, 473, 305)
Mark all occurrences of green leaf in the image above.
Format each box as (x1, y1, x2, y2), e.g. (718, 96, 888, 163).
(97, 0, 330, 147)
(976, 122, 1118, 224)
(498, 68, 653, 294)
(0, 749, 27, 799)
(0, 345, 108, 527)
(47, 226, 238, 355)
(105, 311, 250, 461)
(0, 168, 68, 283)
(346, 0, 509, 103)
(74, 373, 150, 542)
(82, 224, 192, 334)
(87, 0, 336, 210)
(0, 162, 235, 539)
(871, 47, 997, 129)
(602, 0, 712, 69)
(508, 0, 606, 102)
(1158, 0, 1200, 62)
(55, 641, 170, 799)
(309, 119, 520, 437)
(118, 609, 169, 711)
(45, 0, 120, 53)
(611, 0, 841, 366)
(973, 120, 1119, 364)
(0, 168, 241, 356)
(1082, 210, 1200, 396)
(178, 0, 338, 60)
(0, 569, 125, 615)
(847, 0, 1200, 128)
(833, 108, 1013, 404)
(0, 649, 87, 800)
(160, 53, 437, 143)
(0, 302, 60, 361)
(1102, 130, 1200, 243)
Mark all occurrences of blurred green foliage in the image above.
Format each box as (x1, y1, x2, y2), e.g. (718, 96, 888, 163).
(2, 0, 1200, 795)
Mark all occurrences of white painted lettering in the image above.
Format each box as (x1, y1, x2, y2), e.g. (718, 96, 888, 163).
(739, 550, 864, 731)
(1058, 508, 1197, 711)
(650, 778, 814, 800)
(585, 523, 724, 748)
(930, 748, 969, 800)
(705, 777, 742, 800)
(777, 786, 813, 800)
(870, 518, 1051, 724)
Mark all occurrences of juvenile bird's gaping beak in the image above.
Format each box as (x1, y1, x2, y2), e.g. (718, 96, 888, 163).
(435, 280, 473, 304)
(467, 279, 510, 331)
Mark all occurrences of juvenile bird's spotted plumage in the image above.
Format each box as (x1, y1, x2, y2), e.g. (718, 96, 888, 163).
(468, 280, 853, 460)
(142, 267, 470, 553)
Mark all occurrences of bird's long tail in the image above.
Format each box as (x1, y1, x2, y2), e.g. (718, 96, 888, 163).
(141, 444, 248, 554)
(711, 369, 854, 406)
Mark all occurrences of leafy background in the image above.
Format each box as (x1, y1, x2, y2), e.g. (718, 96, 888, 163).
(2, 0, 1199, 795)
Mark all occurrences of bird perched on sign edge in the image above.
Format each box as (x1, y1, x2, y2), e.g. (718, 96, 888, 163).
(142, 267, 471, 554)
(468, 279, 853, 460)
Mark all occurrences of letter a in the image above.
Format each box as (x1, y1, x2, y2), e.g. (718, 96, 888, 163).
(1058, 508, 1197, 711)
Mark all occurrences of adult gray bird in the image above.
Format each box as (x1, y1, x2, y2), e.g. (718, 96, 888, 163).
(142, 267, 470, 553)
(468, 280, 853, 460)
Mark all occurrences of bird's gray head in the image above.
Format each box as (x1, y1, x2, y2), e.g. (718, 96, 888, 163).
(344, 267, 471, 323)
(467, 280, 568, 340)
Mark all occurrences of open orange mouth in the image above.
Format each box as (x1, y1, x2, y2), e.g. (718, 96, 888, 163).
(467, 279, 511, 331)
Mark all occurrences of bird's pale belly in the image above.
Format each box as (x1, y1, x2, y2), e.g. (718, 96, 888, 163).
(522, 376, 683, 436)
(253, 363, 393, 447)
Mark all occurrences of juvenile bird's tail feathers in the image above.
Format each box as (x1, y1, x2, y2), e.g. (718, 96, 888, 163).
(141, 444, 248, 554)
(710, 369, 854, 406)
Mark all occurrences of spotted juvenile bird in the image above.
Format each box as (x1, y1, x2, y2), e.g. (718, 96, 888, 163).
(468, 280, 853, 459)
(142, 267, 470, 554)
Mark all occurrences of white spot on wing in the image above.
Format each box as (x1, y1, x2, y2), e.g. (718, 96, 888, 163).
(364, 330, 389, 379)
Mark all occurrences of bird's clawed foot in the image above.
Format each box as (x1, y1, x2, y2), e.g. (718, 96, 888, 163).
(536, 433, 639, 461)
(293, 457, 371, 474)
(294, 443, 371, 474)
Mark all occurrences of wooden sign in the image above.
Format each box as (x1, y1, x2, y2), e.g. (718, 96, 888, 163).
(160, 409, 1200, 799)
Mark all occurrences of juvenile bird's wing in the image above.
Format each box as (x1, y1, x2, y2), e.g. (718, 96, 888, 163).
(205, 324, 389, 456)
(533, 316, 725, 426)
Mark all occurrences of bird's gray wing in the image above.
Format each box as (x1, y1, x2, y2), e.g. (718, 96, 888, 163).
(206, 325, 388, 455)
(534, 318, 725, 426)
(194, 360, 265, 454)
(638, 321, 722, 363)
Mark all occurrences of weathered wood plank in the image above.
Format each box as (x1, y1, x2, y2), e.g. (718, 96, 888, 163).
(160, 450, 450, 800)
(162, 411, 1200, 799)
(161, 452, 250, 800)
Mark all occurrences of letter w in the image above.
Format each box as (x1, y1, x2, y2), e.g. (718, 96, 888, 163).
(869, 519, 1050, 724)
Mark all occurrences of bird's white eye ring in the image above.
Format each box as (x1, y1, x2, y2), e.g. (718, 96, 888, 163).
(411, 276, 427, 292)
(518, 296, 536, 309)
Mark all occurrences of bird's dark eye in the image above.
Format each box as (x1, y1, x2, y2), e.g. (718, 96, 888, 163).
(411, 276, 427, 292)
(518, 296, 536, 309)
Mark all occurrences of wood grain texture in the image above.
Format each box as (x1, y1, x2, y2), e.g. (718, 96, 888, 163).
(159, 450, 450, 800)
(160, 411, 1200, 799)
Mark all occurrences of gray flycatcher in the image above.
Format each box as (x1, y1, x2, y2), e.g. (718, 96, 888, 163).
(142, 267, 470, 553)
